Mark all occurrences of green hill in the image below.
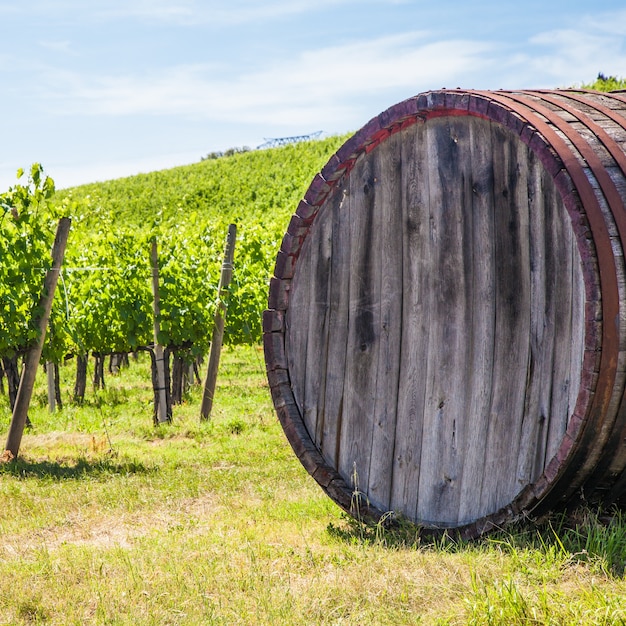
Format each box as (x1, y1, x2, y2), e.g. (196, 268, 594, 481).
(61, 134, 350, 232)
(47, 134, 352, 354)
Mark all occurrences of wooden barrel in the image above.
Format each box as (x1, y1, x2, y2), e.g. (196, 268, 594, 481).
(263, 89, 626, 538)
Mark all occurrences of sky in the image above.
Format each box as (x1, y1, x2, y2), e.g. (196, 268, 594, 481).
(1, 0, 625, 192)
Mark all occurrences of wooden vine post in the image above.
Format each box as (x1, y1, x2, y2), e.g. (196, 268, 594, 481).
(151, 239, 170, 424)
(201, 224, 237, 420)
(4, 217, 71, 459)
(46, 362, 56, 413)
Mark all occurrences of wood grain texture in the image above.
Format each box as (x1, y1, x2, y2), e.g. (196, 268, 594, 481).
(390, 121, 431, 519)
(456, 116, 496, 524)
(286, 114, 586, 526)
(337, 147, 382, 496)
(416, 116, 473, 525)
(270, 89, 626, 534)
(366, 130, 404, 511)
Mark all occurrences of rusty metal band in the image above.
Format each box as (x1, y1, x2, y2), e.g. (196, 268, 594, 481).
(553, 90, 626, 493)
(560, 90, 626, 137)
(601, 92, 626, 106)
(520, 90, 626, 236)
(468, 90, 620, 508)
(538, 90, 626, 184)
(520, 90, 626, 493)
(489, 90, 621, 501)
(528, 90, 626, 480)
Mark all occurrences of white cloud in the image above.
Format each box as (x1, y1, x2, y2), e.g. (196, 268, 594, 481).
(585, 9, 626, 37)
(39, 40, 75, 54)
(93, 0, 196, 23)
(496, 13, 626, 89)
(14, 5, 626, 134)
(2, 2, 624, 190)
(194, 0, 365, 24)
(36, 31, 493, 128)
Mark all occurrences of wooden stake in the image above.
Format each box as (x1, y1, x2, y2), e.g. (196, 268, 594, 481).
(201, 224, 237, 420)
(151, 239, 170, 424)
(46, 362, 56, 413)
(4, 217, 71, 459)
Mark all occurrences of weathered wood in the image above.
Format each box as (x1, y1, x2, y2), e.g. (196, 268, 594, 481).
(288, 184, 349, 466)
(200, 224, 237, 420)
(477, 120, 532, 517)
(415, 116, 470, 525)
(5, 217, 71, 459)
(301, 197, 332, 443)
(338, 151, 382, 498)
(319, 187, 352, 469)
(151, 239, 170, 424)
(46, 362, 56, 413)
(390, 120, 431, 520)
(455, 116, 496, 524)
(267, 89, 626, 538)
(366, 130, 403, 511)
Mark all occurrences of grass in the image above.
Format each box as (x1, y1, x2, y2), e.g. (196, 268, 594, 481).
(0, 346, 625, 625)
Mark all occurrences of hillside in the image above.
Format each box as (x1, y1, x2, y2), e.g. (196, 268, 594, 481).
(25, 134, 350, 357)
(60, 134, 350, 232)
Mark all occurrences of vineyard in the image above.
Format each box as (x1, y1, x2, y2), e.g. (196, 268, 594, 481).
(2, 79, 626, 624)
(1, 75, 625, 424)
(0, 135, 348, 420)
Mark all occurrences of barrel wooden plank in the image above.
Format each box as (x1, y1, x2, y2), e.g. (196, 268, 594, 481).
(513, 154, 584, 485)
(416, 116, 472, 525)
(497, 91, 621, 506)
(317, 186, 352, 467)
(300, 213, 330, 440)
(513, 148, 547, 490)
(366, 130, 404, 511)
(337, 152, 383, 495)
(542, 172, 585, 465)
(390, 121, 431, 518)
(544, 90, 626, 493)
(286, 184, 350, 465)
(456, 117, 497, 524)
(300, 200, 333, 441)
(478, 121, 532, 515)
(529, 157, 558, 481)
(284, 228, 311, 421)
(286, 213, 328, 459)
(546, 107, 626, 494)
(568, 234, 586, 433)
(414, 117, 450, 524)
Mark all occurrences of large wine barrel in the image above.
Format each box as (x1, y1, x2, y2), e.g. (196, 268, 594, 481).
(263, 89, 626, 538)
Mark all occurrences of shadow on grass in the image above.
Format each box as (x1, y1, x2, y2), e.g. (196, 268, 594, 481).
(327, 507, 626, 576)
(0, 455, 155, 480)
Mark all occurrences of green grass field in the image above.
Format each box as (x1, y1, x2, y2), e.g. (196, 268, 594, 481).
(1, 346, 626, 625)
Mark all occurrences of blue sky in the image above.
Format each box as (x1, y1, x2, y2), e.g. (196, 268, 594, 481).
(1, 0, 625, 191)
